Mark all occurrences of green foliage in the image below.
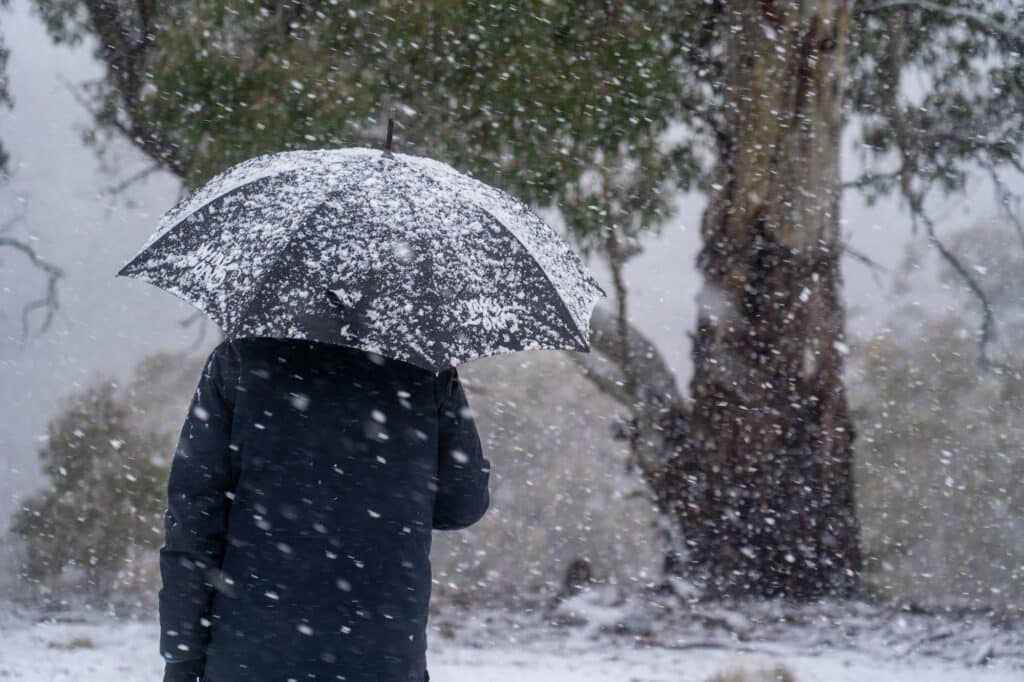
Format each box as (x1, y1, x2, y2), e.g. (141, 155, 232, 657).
(28, 0, 88, 47)
(29, 2, 1021, 256)
(30, 0, 703, 256)
(8, 349, 203, 602)
(10, 379, 167, 599)
(847, 1, 1024, 202)
(0, 348, 205, 608)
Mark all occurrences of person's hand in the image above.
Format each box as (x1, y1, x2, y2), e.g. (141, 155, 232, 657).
(163, 658, 204, 682)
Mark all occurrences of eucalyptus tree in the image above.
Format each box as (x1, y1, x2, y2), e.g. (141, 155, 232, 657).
(658, 0, 1022, 598)
(30, 0, 1024, 598)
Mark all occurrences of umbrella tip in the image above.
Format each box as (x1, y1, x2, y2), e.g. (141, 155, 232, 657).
(384, 117, 394, 155)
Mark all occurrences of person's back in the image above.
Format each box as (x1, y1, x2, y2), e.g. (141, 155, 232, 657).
(159, 338, 490, 682)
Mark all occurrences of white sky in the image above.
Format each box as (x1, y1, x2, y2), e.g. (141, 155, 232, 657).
(0, 0, 1012, 571)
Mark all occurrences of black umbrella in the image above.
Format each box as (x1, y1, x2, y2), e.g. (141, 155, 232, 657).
(119, 147, 605, 371)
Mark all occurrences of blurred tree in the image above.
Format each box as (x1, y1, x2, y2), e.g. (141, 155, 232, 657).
(632, 0, 1022, 598)
(7, 350, 204, 605)
(853, 224, 1024, 605)
(7, 346, 660, 608)
(30, 0, 1024, 599)
(10, 380, 166, 601)
(848, 0, 1024, 367)
(433, 352, 661, 604)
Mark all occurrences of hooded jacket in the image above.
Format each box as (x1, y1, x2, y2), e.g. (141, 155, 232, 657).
(159, 338, 490, 682)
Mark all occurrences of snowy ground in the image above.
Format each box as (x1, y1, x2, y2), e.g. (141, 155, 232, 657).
(1, 589, 1021, 681)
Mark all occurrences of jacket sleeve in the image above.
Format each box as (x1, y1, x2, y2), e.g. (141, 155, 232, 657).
(432, 368, 491, 530)
(159, 341, 240, 672)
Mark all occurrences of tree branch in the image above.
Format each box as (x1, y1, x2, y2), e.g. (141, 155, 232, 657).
(879, 19, 1001, 367)
(569, 349, 633, 407)
(857, 1, 1024, 50)
(688, 0, 724, 68)
(840, 167, 904, 191)
(78, 1, 189, 178)
(588, 304, 685, 411)
(1, 204, 25, 234)
(103, 163, 161, 196)
(0, 236, 64, 338)
(922, 130, 1023, 170)
(842, 241, 888, 286)
(604, 226, 634, 396)
(983, 160, 1024, 249)
(914, 207, 998, 366)
(179, 309, 212, 352)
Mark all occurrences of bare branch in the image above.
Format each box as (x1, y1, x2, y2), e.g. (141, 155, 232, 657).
(840, 167, 903, 191)
(0, 236, 64, 338)
(103, 163, 161, 196)
(58, 74, 135, 142)
(913, 206, 998, 367)
(983, 161, 1024, 249)
(857, 1, 1024, 50)
(1, 204, 25, 234)
(179, 309, 213, 352)
(842, 241, 888, 287)
(879, 21, 1001, 367)
(589, 305, 685, 410)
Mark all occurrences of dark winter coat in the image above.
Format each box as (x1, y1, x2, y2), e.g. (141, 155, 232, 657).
(159, 338, 490, 682)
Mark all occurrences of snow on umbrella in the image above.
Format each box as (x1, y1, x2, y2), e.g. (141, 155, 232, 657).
(118, 147, 605, 371)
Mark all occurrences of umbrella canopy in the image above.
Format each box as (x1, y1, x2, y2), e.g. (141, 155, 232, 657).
(119, 148, 605, 371)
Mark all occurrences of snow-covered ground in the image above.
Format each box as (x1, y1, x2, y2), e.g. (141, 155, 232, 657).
(1, 589, 1021, 682)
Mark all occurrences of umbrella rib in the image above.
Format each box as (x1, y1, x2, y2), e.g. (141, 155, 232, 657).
(230, 203, 324, 335)
(149, 153, 354, 249)
(117, 176, 281, 278)
(393, 159, 586, 344)
(478, 207, 586, 347)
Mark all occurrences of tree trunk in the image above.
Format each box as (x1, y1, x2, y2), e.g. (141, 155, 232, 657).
(670, 0, 861, 598)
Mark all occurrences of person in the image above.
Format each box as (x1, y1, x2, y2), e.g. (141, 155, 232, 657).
(158, 338, 491, 682)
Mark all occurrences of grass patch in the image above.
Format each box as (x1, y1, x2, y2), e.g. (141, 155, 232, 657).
(707, 662, 796, 682)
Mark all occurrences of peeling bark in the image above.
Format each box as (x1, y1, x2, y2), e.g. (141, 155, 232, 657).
(671, 0, 862, 598)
